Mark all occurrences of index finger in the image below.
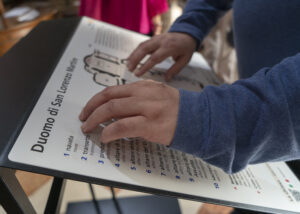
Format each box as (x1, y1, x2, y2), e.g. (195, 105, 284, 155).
(127, 39, 160, 71)
(134, 49, 168, 76)
(79, 83, 138, 121)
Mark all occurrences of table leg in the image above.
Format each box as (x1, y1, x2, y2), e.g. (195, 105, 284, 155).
(44, 177, 66, 214)
(0, 167, 36, 214)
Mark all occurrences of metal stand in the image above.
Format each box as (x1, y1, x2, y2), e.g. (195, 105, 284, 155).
(45, 177, 66, 214)
(0, 168, 36, 214)
(0, 167, 66, 214)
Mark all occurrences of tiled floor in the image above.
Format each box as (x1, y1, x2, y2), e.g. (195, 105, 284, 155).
(25, 179, 202, 214)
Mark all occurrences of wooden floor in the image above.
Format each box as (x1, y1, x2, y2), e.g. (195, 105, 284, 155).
(15, 171, 51, 196)
(197, 204, 234, 214)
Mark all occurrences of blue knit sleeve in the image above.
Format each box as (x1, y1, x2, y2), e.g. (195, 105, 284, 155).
(171, 53, 300, 173)
(169, 0, 233, 49)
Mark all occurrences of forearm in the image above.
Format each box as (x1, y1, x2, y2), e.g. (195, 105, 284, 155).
(152, 14, 163, 35)
(169, 0, 233, 49)
(171, 53, 300, 173)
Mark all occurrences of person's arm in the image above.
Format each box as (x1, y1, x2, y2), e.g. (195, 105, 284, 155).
(80, 53, 300, 174)
(148, 0, 168, 35)
(169, 0, 233, 49)
(171, 53, 300, 173)
(127, 0, 232, 79)
(152, 14, 163, 35)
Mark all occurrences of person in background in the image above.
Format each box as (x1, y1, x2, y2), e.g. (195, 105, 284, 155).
(79, 0, 168, 36)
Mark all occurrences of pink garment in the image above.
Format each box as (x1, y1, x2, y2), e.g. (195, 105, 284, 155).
(79, 0, 168, 34)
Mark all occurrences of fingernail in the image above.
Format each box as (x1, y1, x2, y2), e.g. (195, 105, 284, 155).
(81, 122, 88, 133)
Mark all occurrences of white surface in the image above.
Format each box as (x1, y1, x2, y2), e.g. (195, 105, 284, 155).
(17, 9, 39, 22)
(4, 6, 31, 18)
(8, 18, 300, 213)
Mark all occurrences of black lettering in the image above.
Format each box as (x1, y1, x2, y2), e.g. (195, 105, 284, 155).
(43, 122, 53, 132)
(37, 137, 47, 144)
(41, 132, 49, 138)
(31, 144, 44, 153)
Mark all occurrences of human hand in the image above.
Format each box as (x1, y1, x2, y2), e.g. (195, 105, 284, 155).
(127, 32, 197, 81)
(79, 80, 179, 146)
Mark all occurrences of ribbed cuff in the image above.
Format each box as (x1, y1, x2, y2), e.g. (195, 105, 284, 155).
(170, 89, 208, 157)
(169, 22, 204, 50)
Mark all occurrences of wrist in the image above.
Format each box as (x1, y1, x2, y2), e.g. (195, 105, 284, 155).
(170, 89, 207, 156)
(169, 23, 203, 51)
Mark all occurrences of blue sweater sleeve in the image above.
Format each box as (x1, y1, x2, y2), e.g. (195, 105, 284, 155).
(169, 0, 233, 49)
(171, 53, 300, 173)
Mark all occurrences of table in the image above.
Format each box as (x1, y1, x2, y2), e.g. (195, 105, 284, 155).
(0, 18, 299, 214)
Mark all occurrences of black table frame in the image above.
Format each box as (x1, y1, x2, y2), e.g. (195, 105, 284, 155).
(0, 168, 65, 214)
